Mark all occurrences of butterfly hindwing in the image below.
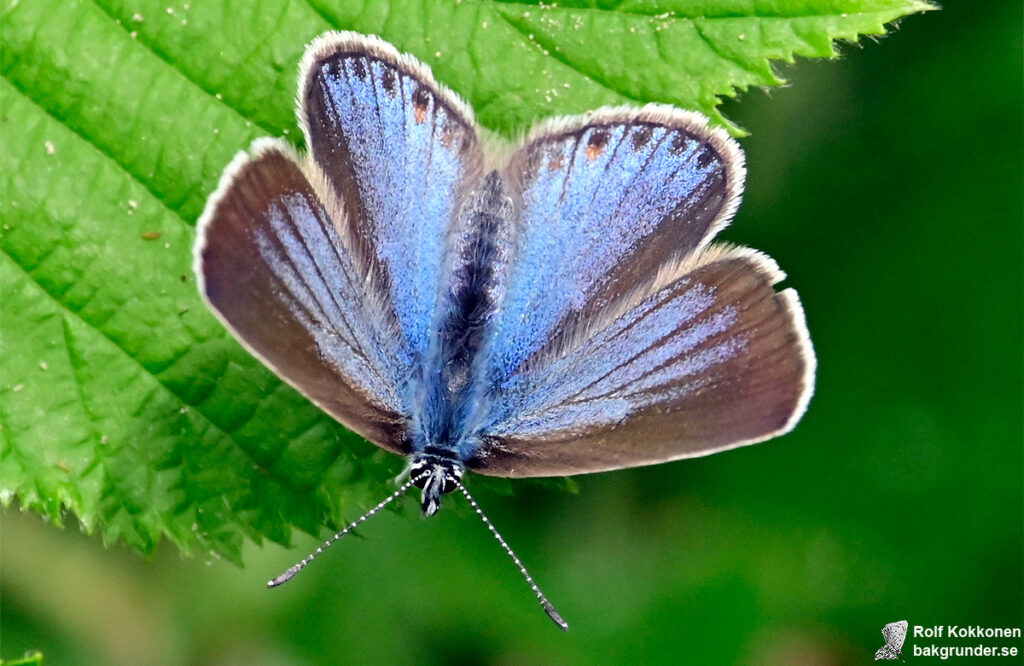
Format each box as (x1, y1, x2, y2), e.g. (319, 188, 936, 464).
(195, 141, 408, 452)
(469, 247, 814, 476)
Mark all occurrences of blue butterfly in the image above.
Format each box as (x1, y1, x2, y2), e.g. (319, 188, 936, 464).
(195, 32, 815, 630)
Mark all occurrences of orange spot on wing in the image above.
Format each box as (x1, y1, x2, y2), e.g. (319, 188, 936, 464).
(412, 87, 431, 124)
(585, 130, 610, 160)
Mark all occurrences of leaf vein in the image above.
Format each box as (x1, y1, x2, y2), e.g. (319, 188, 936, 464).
(0, 73, 197, 227)
(0, 236, 308, 499)
(88, 0, 278, 138)
(495, 9, 642, 105)
(692, 20, 771, 87)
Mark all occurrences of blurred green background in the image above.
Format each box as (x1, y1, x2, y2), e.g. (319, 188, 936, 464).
(2, 1, 1020, 664)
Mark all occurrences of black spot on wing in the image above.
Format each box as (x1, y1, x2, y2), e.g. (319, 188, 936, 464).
(349, 56, 367, 80)
(696, 148, 716, 170)
(669, 132, 690, 155)
(630, 125, 653, 150)
(381, 67, 397, 95)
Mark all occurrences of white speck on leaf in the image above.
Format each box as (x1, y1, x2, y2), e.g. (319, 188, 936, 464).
(44, 140, 55, 155)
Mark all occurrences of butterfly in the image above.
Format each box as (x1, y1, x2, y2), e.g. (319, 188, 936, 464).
(875, 620, 909, 661)
(194, 31, 815, 630)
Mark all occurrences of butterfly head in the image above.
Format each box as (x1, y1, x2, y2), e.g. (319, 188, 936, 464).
(410, 454, 464, 516)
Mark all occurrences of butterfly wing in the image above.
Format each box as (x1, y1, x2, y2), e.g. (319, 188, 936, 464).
(196, 141, 408, 451)
(299, 32, 483, 362)
(463, 109, 814, 476)
(195, 32, 483, 453)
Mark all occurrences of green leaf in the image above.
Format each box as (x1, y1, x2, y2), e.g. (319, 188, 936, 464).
(0, 0, 930, 561)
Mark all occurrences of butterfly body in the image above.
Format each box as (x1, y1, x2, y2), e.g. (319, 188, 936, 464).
(412, 171, 514, 466)
(195, 31, 815, 625)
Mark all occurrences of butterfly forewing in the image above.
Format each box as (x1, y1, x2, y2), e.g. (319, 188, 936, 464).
(299, 34, 484, 362)
(883, 621, 909, 650)
(487, 108, 744, 379)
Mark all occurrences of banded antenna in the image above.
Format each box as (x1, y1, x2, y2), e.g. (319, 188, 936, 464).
(266, 470, 569, 631)
(267, 473, 426, 587)
(452, 477, 569, 631)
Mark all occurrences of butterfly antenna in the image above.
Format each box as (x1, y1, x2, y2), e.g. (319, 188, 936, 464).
(267, 474, 424, 588)
(452, 477, 569, 631)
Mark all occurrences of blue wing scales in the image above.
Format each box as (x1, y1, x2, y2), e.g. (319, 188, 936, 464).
(198, 37, 815, 477)
(300, 33, 483, 364)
